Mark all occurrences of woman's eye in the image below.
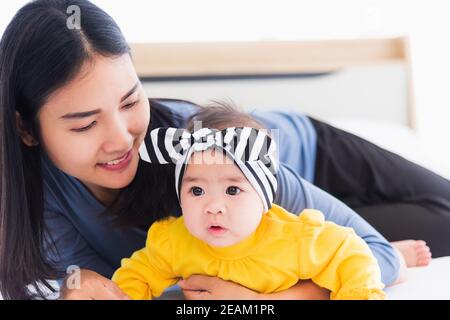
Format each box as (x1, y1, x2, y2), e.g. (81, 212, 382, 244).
(190, 187, 204, 196)
(72, 121, 97, 132)
(122, 100, 139, 110)
(226, 186, 241, 195)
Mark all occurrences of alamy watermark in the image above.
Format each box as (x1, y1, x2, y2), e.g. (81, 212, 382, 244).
(65, 265, 81, 290)
(66, 5, 81, 30)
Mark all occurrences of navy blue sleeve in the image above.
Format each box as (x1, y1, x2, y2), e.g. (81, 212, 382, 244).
(274, 163, 400, 285)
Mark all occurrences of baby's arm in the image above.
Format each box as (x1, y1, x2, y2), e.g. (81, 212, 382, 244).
(112, 220, 177, 300)
(299, 210, 386, 300)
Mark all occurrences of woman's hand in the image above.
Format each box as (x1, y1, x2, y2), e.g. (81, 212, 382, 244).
(60, 269, 131, 300)
(178, 275, 330, 300)
(178, 275, 258, 300)
(263, 279, 330, 300)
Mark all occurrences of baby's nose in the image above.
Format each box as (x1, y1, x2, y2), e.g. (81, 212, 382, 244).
(205, 203, 226, 215)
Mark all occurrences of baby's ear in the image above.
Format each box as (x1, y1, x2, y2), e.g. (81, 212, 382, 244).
(16, 111, 38, 147)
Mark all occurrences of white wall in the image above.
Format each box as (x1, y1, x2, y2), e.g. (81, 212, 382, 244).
(2, 0, 450, 174)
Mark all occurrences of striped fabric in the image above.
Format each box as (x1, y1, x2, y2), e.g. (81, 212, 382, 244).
(139, 127, 278, 212)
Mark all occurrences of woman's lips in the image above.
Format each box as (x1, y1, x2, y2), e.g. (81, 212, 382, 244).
(97, 150, 132, 171)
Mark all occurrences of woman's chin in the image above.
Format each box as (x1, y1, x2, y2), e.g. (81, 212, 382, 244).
(94, 155, 139, 189)
(100, 169, 136, 189)
(103, 179, 133, 190)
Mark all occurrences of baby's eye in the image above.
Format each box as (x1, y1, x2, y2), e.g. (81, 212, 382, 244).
(190, 187, 204, 196)
(226, 186, 241, 195)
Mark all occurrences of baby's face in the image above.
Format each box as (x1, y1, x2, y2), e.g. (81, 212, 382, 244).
(180, 149, 265, 247)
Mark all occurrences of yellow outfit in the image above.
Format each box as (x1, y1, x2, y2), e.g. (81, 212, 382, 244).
(112, 204, 385, 300)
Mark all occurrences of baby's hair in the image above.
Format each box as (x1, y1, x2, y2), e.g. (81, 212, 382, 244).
(187, 100, 266, 132)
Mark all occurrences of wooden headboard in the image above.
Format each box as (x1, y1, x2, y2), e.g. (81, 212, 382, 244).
(130, 37, 415, 129)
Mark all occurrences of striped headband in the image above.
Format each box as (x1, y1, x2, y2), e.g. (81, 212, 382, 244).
(139, 127, 278, 212)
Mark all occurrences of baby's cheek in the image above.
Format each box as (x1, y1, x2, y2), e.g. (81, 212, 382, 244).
(235, 204, 263, 235)
(183, 214, 204, 239)
(235, 212, 261, 236)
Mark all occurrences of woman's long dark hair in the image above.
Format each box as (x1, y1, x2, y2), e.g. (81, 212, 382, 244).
(0, 0, 144, 299)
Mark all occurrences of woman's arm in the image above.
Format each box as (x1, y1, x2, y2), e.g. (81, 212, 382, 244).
(178, 275, 330, 300)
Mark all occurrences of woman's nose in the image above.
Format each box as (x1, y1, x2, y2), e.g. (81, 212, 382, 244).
(102, 117, 133, 153)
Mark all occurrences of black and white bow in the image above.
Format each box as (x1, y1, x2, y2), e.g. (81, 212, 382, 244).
(139, 127, 278, 212)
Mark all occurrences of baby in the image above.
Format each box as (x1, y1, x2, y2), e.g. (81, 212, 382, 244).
(112, 103, 386, 300)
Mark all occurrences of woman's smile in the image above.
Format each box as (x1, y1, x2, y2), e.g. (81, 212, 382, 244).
(97, 149, 133, 171)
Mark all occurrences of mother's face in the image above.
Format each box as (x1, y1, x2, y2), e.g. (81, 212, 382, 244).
(38, 54, 150, 198)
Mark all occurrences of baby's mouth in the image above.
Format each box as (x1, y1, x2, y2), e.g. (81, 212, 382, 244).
(208, 225, 227, 235)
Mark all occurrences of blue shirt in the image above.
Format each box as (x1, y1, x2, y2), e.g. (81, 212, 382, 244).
(43, 99, 399, 286)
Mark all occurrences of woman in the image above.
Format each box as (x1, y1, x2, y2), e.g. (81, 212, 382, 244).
(0, 0, 444, 300)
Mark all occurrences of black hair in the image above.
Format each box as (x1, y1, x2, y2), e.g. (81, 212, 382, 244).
(0, 0, 134, 299)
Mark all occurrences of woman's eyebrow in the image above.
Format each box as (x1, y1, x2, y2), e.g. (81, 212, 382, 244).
(60, 109, 101, 120)
(60, 82, 139, 120)
(120, 82, 139, 102)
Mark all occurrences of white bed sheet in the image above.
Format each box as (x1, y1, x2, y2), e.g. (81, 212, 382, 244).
(385, 257, 450, 299)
